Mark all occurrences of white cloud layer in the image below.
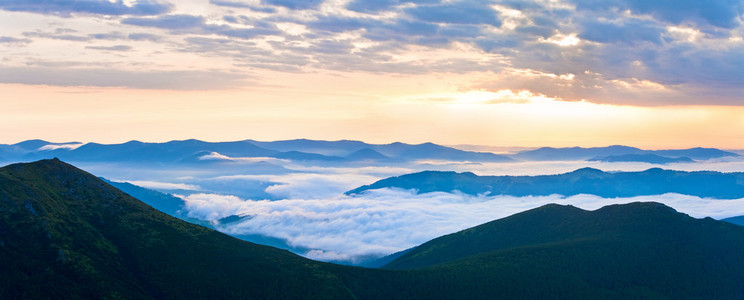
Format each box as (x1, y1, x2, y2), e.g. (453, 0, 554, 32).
(118, 180, 202, 191)
(178, 188, 744, 264)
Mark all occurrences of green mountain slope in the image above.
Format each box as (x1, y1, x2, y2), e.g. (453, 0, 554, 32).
(0, 159, 363, 299)
(384, 203, 744, 298)
(4, 159, 744, 299)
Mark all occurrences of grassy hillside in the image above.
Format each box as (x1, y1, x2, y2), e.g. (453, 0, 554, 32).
(0, 159, 362, 299)
(3, 159, 744, 299)
(384, 202, 744, 298)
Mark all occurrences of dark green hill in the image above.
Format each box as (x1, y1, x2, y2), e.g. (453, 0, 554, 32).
(384, 202, 744, 298)
(0, 159, 366, 299)
(4, 159, 744, 299)
(346, 168, 744, 198)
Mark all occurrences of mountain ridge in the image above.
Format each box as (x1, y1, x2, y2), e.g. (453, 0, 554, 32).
(346, 168, 744, 199)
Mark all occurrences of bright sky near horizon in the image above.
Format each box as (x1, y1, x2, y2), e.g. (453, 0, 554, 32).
(1, 0, 743, 148)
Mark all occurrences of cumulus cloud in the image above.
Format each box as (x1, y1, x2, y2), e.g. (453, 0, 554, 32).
(7, 0, 743, 103)
(179, 189, 744, 264)
(0, 0, 172, 17)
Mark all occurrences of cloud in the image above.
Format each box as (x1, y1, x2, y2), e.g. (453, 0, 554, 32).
(5, 0, 743, 105)
(404, 2, 502, 27)
(38, 143, 83, 151)
(211, 172, 381, 199)
(85, 45, 133, 51)
(198, 152, 290, 164)
(179, 189, 744, 264)
(0, 36, 32, 45)
(0, 0, 172, 17)
(123, 14, 205, 30)
(579, 19, 665, 45)
(127, 33, 162, 41)
(261, 0, 324, 10)
(345, 0, 440, 13)
(118, 180, 202, 191)
(122, 14, 282, 39)
(0, 66, 249, 90)
(210, 0, 277, 13)
(23, 29, 91, 41)
(573, 0, 744, 29)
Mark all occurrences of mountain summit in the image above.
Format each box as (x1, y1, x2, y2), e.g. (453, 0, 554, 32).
(0, 159, 358, 299)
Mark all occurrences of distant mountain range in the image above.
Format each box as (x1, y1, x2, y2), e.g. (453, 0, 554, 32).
(3, 139, 738, 165)
(3, 159, 744, 298)
(588, 153, 695, 164)
(347, 168, 744, 199)
(0, 139, 512, 164)
(513, 145, 738, 161)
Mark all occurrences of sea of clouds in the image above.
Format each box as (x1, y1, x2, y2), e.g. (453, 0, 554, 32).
(89, 157, 744, 264)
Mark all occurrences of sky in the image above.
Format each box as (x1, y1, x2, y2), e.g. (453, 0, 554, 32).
(1, 0, 743, 148)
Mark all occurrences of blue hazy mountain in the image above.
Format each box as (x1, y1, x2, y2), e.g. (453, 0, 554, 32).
(347, 168, 744, 199)
(0, 139, 82, 161)
(103, 179, 186, 217)
(652, 147, 739, 160)
(589, 154, 694, 164)
(371, 142, 513, 162)
(246, 139, 371, 156)
(345, 148, 392, 161)
(514, 145, 738, 161)
(723, 216, 744, 226)
(2, 139, 513, 164)
(248, 140, 513, 162)
(270, 150, 345, 161)
(54, 140, 279, 163)
(5, 159, 744, 298)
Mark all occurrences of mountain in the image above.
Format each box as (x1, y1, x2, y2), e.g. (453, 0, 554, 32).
(652, 147, 739, 160)
(371, 142, 513, 162)
(2, 139, 514, 164)
(270, 150, 345, 161)
(50, 140, 279, 163)
(244, 140, 513, 162)
(103, 179, 186, 217)
(246, 139, 371, 156)
(345, 148, 392, 161)
(723, 216, 744, 226)
(514, 145, 645, 160)
(588, 154, 694, 164)
(0, 159, 371, 299)
(514, 145, 738, 161)
(5, 159, 744, 298)
(346, 168, 744, 199)
(383, 202, 744, 298)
